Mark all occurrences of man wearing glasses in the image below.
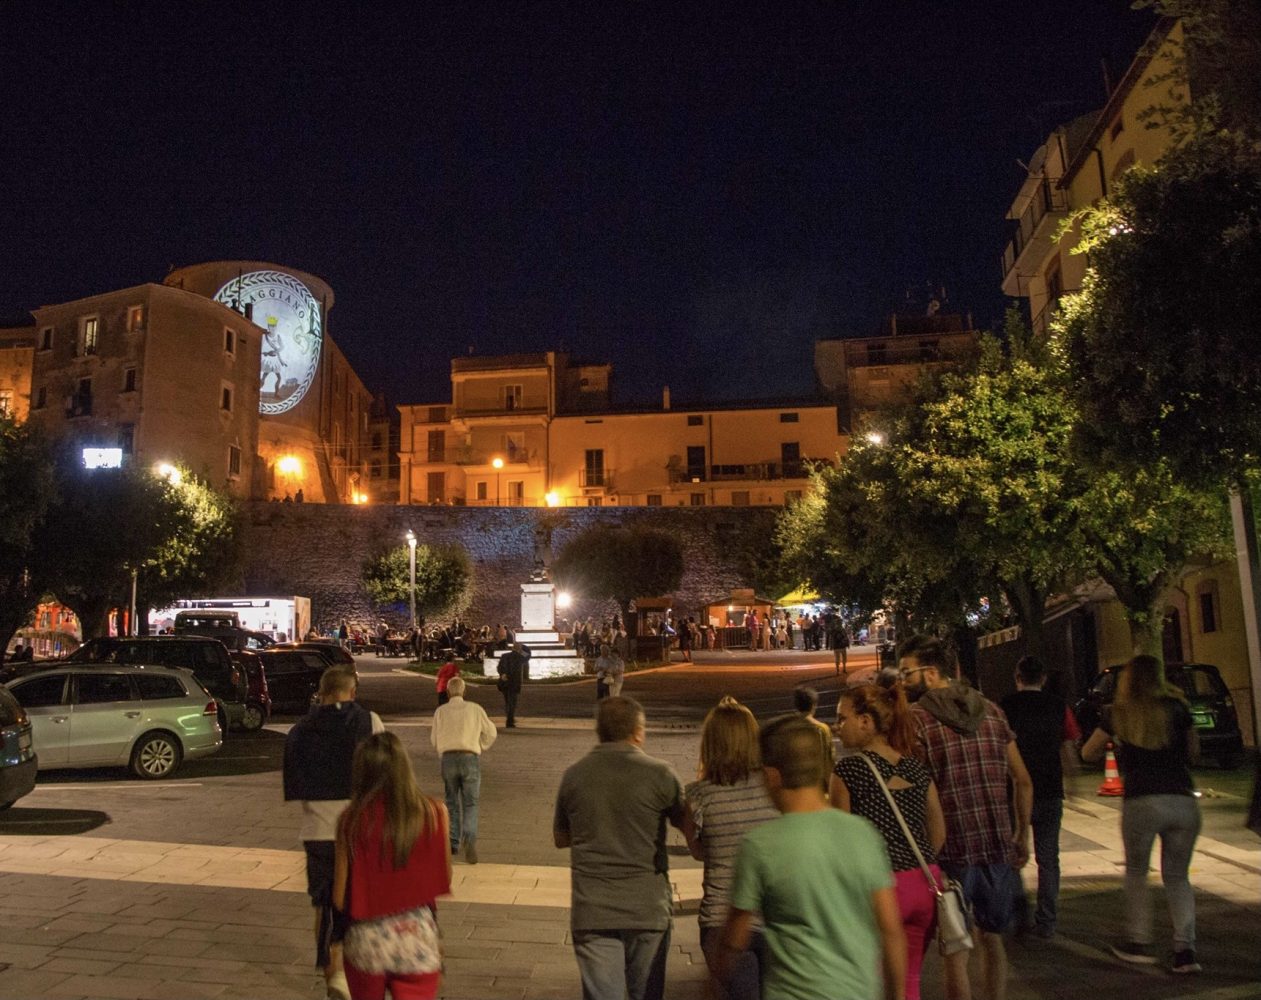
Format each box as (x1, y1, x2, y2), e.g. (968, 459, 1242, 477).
(899, 636, 1033, 1000)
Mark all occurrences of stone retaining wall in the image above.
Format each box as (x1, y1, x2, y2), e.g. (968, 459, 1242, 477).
(239, 503, 778, 632)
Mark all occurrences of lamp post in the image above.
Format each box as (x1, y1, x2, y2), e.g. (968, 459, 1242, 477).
(492, 456, 504, 506)
(405, 529, 417, 630)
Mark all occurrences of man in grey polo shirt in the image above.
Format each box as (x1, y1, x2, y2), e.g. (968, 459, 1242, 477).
(554, 696, 685, 1000)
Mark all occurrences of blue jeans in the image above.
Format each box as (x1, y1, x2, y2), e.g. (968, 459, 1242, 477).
(1121, 793, 1201, 950)
(572, 927, 670, 1000)
(1030, 797, 1063, 932)
(440, 751, 481, 848)
(699, 924, 764, 1000)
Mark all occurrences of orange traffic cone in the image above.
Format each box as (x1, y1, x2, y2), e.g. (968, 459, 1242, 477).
(1097, 742, 1124, 797)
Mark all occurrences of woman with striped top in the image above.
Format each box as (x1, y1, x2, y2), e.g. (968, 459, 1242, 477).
(683, 696, 779, 1000)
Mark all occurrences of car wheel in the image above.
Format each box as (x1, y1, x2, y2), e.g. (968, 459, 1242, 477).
(239, 702, 266, 731)
(130, 731, 183, 779)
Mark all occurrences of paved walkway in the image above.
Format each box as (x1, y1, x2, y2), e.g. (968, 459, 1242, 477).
(1, 718, 1258, 999)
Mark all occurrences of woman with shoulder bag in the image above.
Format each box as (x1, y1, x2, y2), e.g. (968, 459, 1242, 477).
(832, 684, 949, 1000)
(333, 732, 453, 1000)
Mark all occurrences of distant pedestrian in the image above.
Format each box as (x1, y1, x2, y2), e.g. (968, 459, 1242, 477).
(594, 643, 617, 700)
(683, 697, 778, 999)
(435, 659, 460, 706)
(792, 685, 835, 788)
(430, 677, 497, 865)
(719, 714, 906, 999)
(555, 697, 685, 1000)
(497, 642, 529, 728)
(283, 667, 383, 1000)
(1082, 655, 1203, 973)
(832, 684, 947, 1000)
(901, 635, 1033, 1000)
(678, 616, 693, 662)
(834, 621, 851, 676)
(334, 732, 451, 1000)
(1001, 655, 1080, 939)
(338, 620, 350, 650)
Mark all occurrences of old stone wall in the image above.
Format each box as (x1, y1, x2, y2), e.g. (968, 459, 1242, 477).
(239, 503, 778, 632)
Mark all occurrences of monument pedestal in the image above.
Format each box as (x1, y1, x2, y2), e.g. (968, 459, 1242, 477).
(484, 581, 586, 679)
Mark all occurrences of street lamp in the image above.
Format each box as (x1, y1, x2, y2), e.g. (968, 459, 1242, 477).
(405, 529, 417, 630)
(492, 456, 504, 506)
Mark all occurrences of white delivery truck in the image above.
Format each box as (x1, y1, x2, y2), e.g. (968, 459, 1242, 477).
(150, 596, 311, 643)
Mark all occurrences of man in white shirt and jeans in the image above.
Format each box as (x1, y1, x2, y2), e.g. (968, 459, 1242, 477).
(431, 676, 497, 863)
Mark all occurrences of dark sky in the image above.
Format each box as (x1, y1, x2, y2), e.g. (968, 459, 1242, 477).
(0, 2, 1154, 407)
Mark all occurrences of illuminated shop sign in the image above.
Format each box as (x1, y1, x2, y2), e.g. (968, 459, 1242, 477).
(214, 270, 323, 416)
(82, 447, 123, 469)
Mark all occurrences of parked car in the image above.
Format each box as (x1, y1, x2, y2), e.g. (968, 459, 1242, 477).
(6, 664, 222, 779)
(1074, 662, 1245, 768)
(229, 649, 271, 731)
(68, 636, 248, 732)
(0, 684, 37, 809)
(255, 648, 331, 713)
(269, 641, 356, 667)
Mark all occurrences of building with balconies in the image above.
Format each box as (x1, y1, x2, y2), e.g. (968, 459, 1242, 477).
(999, 18, 1184, 337)
(398, 351, 846, 507)
(814, 312, 980, 430)
(398, 352, 611, 506)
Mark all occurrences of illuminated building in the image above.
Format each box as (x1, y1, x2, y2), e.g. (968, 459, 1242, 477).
(0, 326, 35, 421)
(21, 261, 373, 502)
(398, 352, 848, 507)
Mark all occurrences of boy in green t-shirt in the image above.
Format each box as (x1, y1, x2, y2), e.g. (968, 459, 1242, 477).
(721, 715, 907, 1000)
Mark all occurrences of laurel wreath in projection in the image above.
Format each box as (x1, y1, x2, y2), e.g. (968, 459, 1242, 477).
(214, 270, 323, 415)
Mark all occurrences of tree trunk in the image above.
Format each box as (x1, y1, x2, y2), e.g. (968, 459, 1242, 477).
(1004, 578, 1047, 663)
(1127, 609, 1164, 661)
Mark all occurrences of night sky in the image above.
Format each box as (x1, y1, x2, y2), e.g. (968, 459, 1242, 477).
(1, 2, 1153, 408)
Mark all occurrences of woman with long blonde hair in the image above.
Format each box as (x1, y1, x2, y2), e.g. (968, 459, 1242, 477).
(333, 732, 452, 1000)
(683, 696, 778, 999)
(1083, 655, 1201, 973)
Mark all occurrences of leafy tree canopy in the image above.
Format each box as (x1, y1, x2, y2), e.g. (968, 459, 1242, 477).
(0, 416, 58, 659)
(1056, 128, 1261, 487)
(551, 524, 684, 622)
(361, 542, 473, 622)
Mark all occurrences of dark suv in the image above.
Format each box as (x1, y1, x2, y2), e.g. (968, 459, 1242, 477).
(69, 636, 248, 731)
(1074, 662, 1245, 768)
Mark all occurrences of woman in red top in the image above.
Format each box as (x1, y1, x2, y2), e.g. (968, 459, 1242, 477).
(334, 733, 452, 1000)
(435, 660, 460, 706)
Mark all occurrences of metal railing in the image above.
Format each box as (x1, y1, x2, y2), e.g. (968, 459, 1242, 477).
(579, 468, 612, 488)
(1000, 178, 1068, 280)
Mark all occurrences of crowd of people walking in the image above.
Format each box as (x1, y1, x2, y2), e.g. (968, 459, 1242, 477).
(281, 634, 1211, 1000)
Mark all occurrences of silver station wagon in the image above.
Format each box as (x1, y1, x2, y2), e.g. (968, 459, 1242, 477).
(5, 664, 223, 779)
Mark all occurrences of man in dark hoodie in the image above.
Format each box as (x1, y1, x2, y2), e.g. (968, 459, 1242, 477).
(497, 642, 530, 728)
(283, 667, 382, 1000)
(899, 635, 1033, 1000)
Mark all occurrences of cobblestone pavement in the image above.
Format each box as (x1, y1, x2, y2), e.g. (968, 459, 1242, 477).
(1, 657, 1259, 999)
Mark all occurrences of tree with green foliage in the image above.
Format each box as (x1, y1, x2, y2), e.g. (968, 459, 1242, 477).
(0, 416, 58, 661)
(361, 542, 473, 622)
(33, 458, 198, 639)
(1056, 128, 1261, 488)
(551, 524, 684, 631)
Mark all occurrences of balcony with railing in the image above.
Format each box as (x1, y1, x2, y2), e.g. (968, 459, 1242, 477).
(579, 468, 613, 489)
(669, 460, 819, 484)
(1000, 177, 1069, 293)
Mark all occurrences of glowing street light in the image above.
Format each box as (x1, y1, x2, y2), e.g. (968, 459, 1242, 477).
(154, 462, 182, 485)
(865, 432, 885, 446)
(544, 490, 560, 508)
(277, 455, 301, 475)
(405, 529, 417, 630)
(491, 456, 504, 505)
(556, 591, 573, 609)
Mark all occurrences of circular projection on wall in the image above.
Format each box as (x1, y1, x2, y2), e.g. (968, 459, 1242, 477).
(214, 270, 323, 415)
